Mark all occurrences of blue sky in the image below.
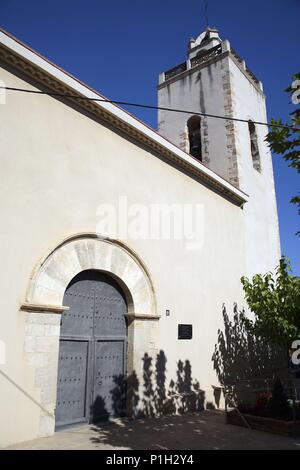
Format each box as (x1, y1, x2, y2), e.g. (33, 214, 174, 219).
(1, 0, 299, 274)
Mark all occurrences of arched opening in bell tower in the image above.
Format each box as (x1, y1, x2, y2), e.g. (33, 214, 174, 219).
(187, 115, 202, 161)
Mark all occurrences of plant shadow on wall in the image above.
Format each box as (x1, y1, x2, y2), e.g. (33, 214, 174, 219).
(90, 350, 206, 448)
(212, 303, 287, 408)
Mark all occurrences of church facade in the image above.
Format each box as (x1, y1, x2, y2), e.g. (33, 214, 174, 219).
(0, 27, 280, 447)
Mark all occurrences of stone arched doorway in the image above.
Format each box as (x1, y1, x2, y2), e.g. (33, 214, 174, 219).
(21, 234, 159, 438)
(56, 270, 128, 427)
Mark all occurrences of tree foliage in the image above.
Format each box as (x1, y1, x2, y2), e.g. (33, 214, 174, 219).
(266, 73, 300, 232)
(241, 258, 300, 349)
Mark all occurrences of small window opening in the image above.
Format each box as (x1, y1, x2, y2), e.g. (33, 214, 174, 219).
(187, 116, 202, 161)
(248, 120, 261, 171)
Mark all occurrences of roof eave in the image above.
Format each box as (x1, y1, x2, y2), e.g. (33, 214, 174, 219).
(0, 28, 249, 207)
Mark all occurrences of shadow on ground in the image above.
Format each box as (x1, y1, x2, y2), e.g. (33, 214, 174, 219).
(6, 411, 300, 450)
(88, 411, 300, 450)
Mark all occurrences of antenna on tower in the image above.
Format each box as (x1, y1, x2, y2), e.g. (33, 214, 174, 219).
(203, 0, 209, 29)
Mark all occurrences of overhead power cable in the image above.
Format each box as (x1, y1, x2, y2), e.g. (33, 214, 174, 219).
(0, 86, 298, 131)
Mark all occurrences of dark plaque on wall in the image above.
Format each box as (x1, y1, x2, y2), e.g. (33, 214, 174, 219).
(178, 324, 193, 340)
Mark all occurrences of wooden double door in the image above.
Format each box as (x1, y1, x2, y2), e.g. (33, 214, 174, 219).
(55, 270, 127, 427)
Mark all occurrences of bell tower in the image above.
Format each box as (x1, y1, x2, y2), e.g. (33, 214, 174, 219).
(157, 28, 281, 276)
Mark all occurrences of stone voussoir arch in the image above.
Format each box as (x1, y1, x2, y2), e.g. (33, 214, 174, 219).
(24, 233, 157, 317)
(21, 234, 158, 438)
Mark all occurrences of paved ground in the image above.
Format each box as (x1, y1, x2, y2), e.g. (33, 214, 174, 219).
(5, 411, 300, 450)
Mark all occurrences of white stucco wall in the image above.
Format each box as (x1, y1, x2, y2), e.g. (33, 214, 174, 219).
(0, 63, 248, 446)
(228, 59, 281, 276)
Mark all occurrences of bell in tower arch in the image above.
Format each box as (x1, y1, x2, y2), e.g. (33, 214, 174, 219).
(187, 115, 202, 161)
